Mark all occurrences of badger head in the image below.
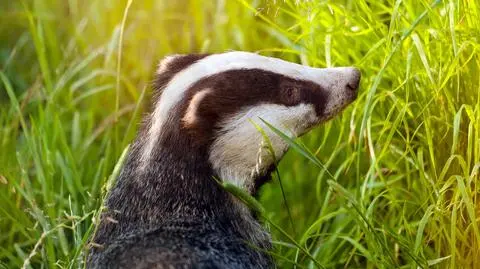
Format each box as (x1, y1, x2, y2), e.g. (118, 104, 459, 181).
(141, 51, 360, 193)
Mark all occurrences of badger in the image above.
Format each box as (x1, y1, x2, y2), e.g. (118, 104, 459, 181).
(87, 51, 360, 269)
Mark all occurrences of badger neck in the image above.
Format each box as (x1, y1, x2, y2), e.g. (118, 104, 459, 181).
(99, 125, 270, 249)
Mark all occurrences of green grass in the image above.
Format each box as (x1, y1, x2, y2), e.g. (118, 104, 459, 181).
(1, 0, 479, 268)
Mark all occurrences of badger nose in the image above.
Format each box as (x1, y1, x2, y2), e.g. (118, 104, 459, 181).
(345, 67, 361, 92)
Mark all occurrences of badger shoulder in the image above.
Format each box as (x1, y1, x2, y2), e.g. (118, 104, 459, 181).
(89, 219, 273, 269)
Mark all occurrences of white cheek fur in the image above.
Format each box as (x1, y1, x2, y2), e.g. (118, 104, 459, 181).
(209, 103, 318, 190)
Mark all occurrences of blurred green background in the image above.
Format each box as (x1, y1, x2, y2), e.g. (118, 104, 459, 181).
(1, 0, 479, 268)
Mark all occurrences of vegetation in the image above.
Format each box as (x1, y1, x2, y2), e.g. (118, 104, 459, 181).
(1, 0, 479, 268)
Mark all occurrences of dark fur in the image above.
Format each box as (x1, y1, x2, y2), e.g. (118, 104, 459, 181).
(87, 54, 345, 268)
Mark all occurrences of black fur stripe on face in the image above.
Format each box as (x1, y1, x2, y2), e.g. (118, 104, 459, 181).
(174, 69, 329, 147)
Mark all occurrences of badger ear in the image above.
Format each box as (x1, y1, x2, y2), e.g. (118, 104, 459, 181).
(182, 88, 212, 128)
(154, 54, 210, 94)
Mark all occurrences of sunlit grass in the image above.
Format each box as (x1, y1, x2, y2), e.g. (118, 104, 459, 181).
(1, 0, 479, 268)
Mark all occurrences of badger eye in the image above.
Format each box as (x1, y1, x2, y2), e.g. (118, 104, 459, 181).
(283, 85, 300, 105)
(286, 87, 295, 97)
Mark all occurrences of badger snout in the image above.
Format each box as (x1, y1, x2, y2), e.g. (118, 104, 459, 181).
(329, 66, 361, 95)
(345, 67, 361, 93)
(317, 67, 361, 120)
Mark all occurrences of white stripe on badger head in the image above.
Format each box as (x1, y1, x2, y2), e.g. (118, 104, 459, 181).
(141, 51, 354, 165)
(209, 103, 318, 190)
